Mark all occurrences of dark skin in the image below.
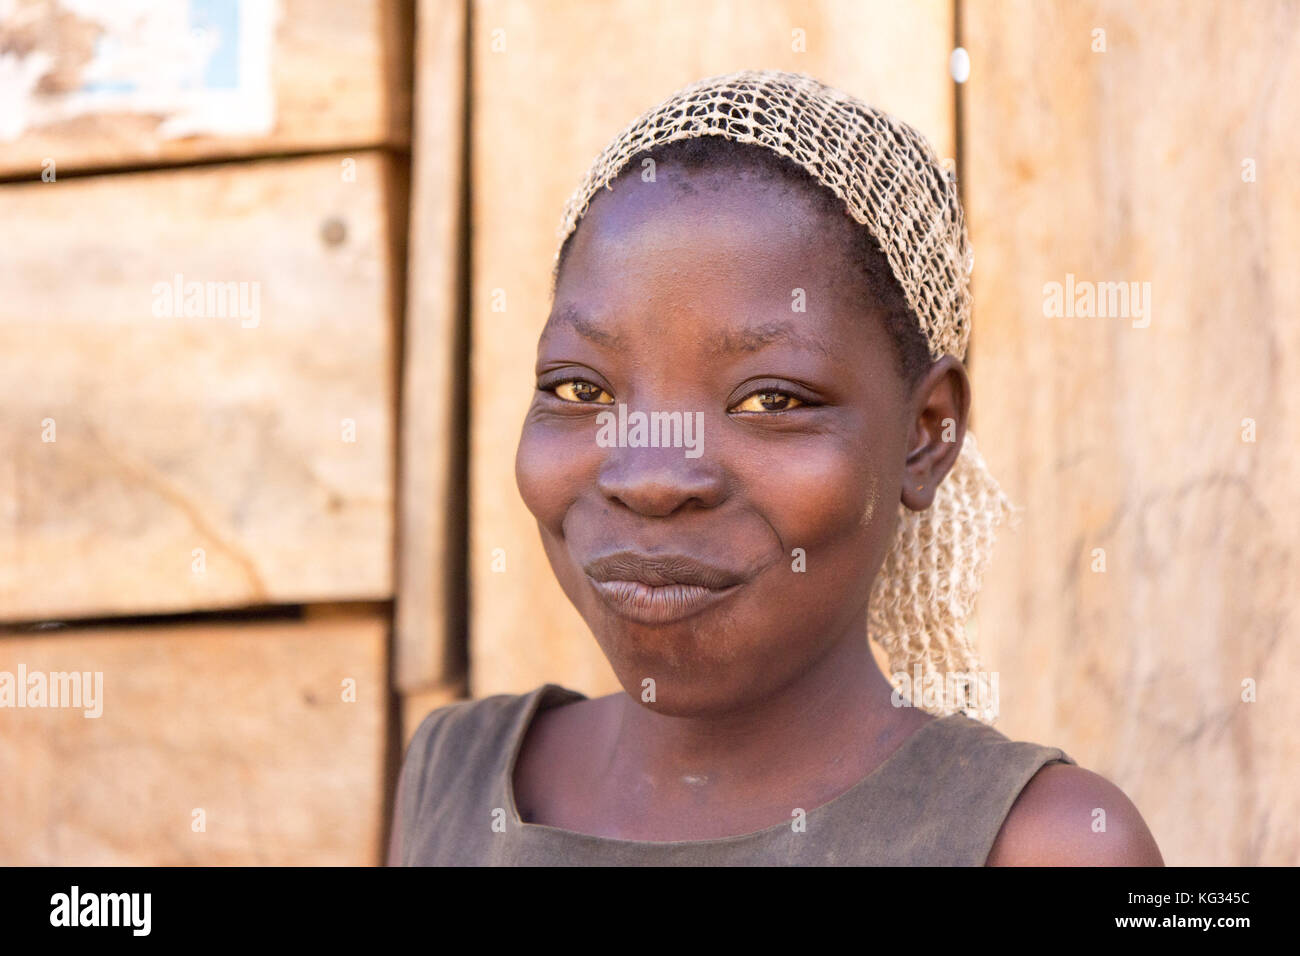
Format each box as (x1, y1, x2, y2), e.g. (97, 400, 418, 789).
(510, 162, 1163, 863)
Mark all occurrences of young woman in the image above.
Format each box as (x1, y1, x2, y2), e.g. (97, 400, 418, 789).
(389, 70, 1163, 866)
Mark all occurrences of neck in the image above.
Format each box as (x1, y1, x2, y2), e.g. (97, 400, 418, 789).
(606, 622, 924, 802)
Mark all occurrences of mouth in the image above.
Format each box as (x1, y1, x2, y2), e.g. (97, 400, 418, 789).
(583, 550, 747, 625)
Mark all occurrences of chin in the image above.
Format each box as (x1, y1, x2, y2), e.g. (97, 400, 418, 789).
(587, 615, 789, 717)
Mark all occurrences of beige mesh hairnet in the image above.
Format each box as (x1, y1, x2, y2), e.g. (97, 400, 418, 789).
(551, 69, 1013, 720)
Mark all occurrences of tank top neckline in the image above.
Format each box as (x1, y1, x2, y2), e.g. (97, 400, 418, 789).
(501, 681, 968, 848)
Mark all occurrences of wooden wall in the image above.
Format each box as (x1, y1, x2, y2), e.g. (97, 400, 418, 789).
(0, 0, 421, 865)
(395, 0, 468, 712)
(2, 0, 1295, 867)
(0, 612, 388, 864)
(1, 154, 398, 620)
(963, 0, 1300, 866)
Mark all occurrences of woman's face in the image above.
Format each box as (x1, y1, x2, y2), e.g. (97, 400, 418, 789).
(516, 164, 933, 715)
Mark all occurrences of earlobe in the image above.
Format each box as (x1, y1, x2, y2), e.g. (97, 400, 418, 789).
(901, 429, 965, 511)
(901, 431, 938, 510)
(901, 424, 937, 510)
(901, 475, 940, 512)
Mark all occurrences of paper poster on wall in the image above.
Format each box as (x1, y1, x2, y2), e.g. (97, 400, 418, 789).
(0, 0, 278, 141)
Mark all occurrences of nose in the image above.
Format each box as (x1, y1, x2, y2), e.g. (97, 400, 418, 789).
(596, 442, 727, 517)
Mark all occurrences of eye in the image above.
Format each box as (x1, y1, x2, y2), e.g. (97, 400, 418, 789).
(553, 379, 615, 404)
(729, 390, 805, 413)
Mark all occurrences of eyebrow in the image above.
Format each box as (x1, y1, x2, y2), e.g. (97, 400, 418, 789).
(710, 321, 837, 359)
(543, 306, 835, 359)
(543, 304, 626, 349)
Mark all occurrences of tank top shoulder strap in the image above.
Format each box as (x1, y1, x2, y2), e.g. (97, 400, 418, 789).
(848, 713, 1076, 865)
(393, 684, 582, 864)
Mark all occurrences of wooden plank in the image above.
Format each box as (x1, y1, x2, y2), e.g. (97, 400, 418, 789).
(0, 0, 411, 177)
(469, 0, 956, 698)
(963, 0, 1300, 865)
(394, 0, 467, 692)
(0, 153, 396, 621)
(0, 613, 389, 864)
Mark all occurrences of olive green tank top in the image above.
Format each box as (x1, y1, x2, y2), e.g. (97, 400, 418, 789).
(391, 683, 1074, 866)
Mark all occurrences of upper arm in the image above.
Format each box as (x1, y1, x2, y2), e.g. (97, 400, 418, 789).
(986, 762, 1164, 866)
(385, 708, 445, 867)
(386, 765, 412, 866)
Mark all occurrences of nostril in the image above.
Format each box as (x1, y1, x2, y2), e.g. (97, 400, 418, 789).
(595, 448, 727, 517)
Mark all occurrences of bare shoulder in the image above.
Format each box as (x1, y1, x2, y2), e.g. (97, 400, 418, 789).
(986, 762, 1164, 866)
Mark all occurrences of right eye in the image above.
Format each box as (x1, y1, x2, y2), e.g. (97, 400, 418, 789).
(728, 390, 805, 413)
(553, 380, 615, 404)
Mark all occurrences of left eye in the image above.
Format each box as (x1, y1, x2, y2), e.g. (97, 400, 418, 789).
(554, 380, 615, 404)
(729, 390, 804, 413)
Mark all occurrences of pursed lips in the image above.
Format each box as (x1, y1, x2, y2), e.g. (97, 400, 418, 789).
(582, 551, 747, 624)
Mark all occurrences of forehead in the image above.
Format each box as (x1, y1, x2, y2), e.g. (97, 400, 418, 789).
(551, 164, 868, 335)
(562, 161, 850, 267)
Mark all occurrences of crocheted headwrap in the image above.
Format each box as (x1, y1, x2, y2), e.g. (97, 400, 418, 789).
(550, 69, 1013, 720)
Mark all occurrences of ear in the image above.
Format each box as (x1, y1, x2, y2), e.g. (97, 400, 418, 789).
(901, 355, 970, 512)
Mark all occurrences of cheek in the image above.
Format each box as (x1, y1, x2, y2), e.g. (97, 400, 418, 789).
(514, 411, 597, 530)
(743, 437, 886, 556)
